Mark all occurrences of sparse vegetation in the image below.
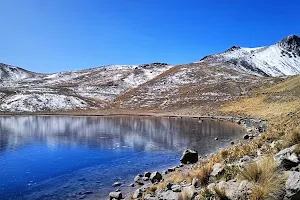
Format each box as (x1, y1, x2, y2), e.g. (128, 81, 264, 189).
(213, 186, 229, 200)
(238, 156, 286, 200)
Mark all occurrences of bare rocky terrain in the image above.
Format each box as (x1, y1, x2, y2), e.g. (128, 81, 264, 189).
(0, 35, 299, 114)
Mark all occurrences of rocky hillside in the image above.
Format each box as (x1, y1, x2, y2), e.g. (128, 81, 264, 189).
(0, 63, 172, 112)
(113, 63, 279, 115)
(0, 63, 37, 81)
(199, 35, 300, 77)
(1, 35, 299, 113)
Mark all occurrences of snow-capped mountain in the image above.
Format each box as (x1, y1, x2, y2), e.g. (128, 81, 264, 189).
(0, 63, 173, 112)
(199, 35, 300, 76)
(0, 63, 37, 81)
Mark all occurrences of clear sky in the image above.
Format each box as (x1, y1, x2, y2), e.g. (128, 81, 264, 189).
(0, 0, 299, 73)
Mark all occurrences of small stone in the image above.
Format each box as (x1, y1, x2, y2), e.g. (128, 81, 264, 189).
(109, 192, 122, 200)
(143, 177, 149, 181)
(231, 141, 235, 145)
(243, 134, 249, 140)
(115, 189, 120, 192)
(192, 178, 199, 187)
(130, 183, 135, 187)
(168, 167, 176, 172)
(215, 137, 219, 140)
(166, 182, 173, 190)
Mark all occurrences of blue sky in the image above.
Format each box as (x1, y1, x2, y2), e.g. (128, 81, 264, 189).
(0, 0, 299, 73)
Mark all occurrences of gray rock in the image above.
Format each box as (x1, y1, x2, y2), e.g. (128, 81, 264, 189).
(150, 171, 162, 183)
(285, 171, 300, 200)
(130, 183, 135, 187)
(144, 194, 158, 200)
(231, 141, 235, 145)
(239, 155, 253, 166)
(171, 184, 182, 192)
(215, 180, 253, 200)
(180, 149, 198, 164)
(166, 182, 173, 190)
(168, 167, 176, 172)
(275, 145, 299, 170)
(192, 178, 199, 187)
(132, 189, 143, 199)
(112, 182, 122, 187)
(134, 175, 144, 185)
(144, 172, 151, 178)
(243, 134, 250, 140)
(158, 190, 180, 199)
(215, 137, 219, 140)
(210, 163, 224, 177)
(143, 177, 149, 181)
(109, 192, 122, 200)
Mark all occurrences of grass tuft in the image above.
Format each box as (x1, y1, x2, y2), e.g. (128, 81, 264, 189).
(238, 156, 286, 200)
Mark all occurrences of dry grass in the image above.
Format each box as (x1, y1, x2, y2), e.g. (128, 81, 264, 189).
(189, 163, 213, 186)
(221, 75, 300, 117)
(213, 186, 229, 200)
(283, 129, 300, 148)
(295, 144, 300, 155)
(238, 156, 286, 200)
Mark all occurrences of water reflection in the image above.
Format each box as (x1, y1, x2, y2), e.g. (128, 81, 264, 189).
(0, 115, 245, 200)
(0, 115, 243, 154)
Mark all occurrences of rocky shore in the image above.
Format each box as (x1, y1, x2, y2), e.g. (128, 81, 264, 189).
(107, 115, 300, 200)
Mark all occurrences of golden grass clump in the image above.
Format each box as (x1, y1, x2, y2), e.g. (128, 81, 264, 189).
(190, 163, 213, 186)
(213, 186, 229, 200)
(238, 156, 286, 200)
(283, 129, 300, 148)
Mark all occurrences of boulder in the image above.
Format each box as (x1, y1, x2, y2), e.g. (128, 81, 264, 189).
(144, 172, 151, 178)
(132, 189, 143, 199)
(150, 171, 163, 183)
(134, 175, 144, 185)
(285, 171, 300, 200)
(275, 145, 299, 170)
(214, 180, 253, 200)
(180, 149, 198, 164)
(144, 194, 158, 200)
(158, 190, 181, 199)
(109, 192, 122, 200)
(171, 184, 182, 192)
(210, 163, 224, 177)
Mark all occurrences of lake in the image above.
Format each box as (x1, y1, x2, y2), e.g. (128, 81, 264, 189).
(0, 115, 245, 199)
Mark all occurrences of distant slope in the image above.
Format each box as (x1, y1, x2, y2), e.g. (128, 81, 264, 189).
(221, 75, 300, 117)
(199, 35, 300, 77)
(0, 63, 37, 81)
(0, 63, 173, 112)
(113, 63, 279, 115)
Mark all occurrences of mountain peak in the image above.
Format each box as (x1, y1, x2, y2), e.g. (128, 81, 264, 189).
(225, 46, 241, 53)
(278, 35, 300, 53)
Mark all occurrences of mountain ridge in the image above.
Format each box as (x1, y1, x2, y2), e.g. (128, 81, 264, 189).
(0, 35, 299, 113)
(199, 35, 300, 77)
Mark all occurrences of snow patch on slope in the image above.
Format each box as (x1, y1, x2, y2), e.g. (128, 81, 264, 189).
(199, 35, 300, 77)
(0, 94, 89, 112)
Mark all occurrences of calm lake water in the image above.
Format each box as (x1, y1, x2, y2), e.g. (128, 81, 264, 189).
(0, 115, 245, 199)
